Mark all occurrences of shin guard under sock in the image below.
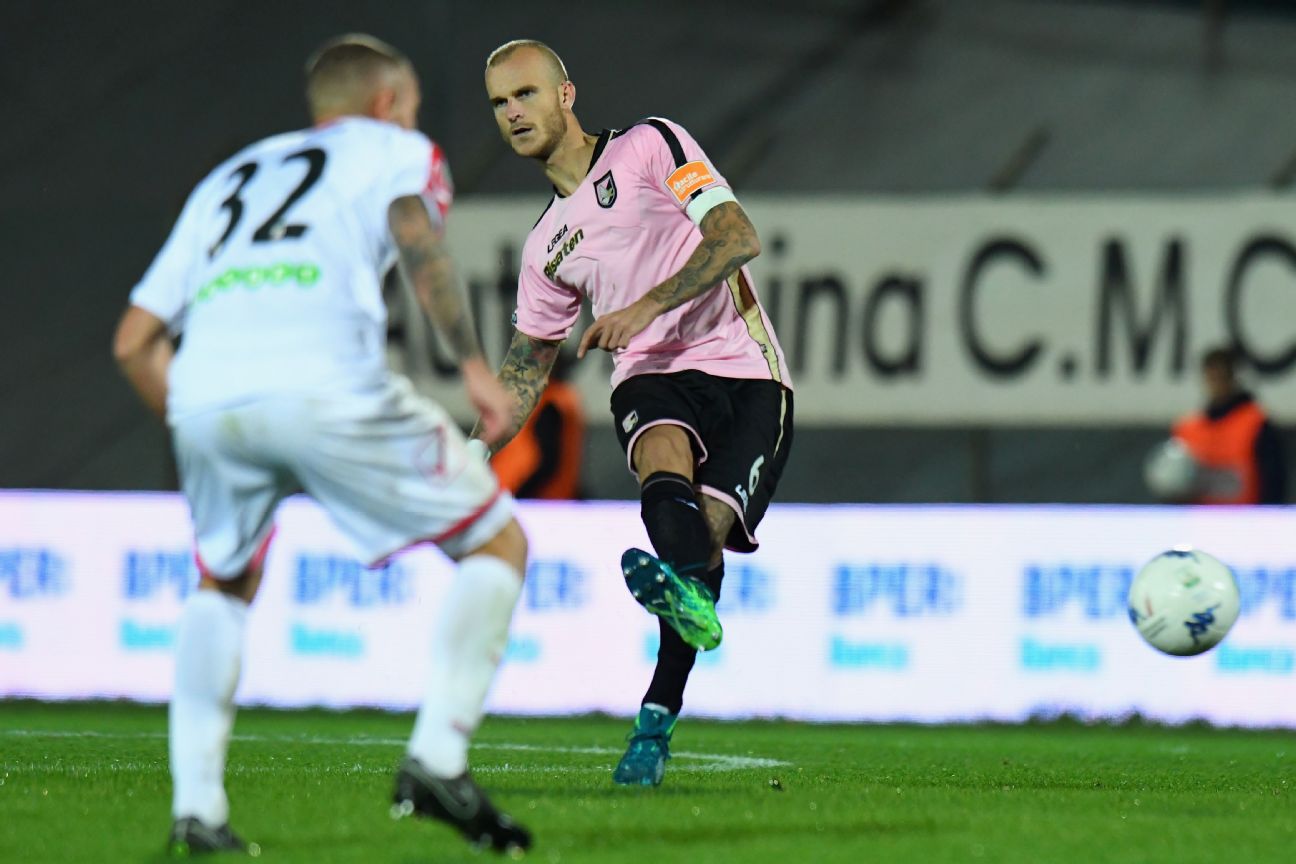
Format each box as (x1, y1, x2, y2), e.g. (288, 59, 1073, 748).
(639, 471, 709, 580)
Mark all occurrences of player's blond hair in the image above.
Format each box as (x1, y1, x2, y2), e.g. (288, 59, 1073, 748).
(484, 39, 569, 84)
(305, 34, 410, 119)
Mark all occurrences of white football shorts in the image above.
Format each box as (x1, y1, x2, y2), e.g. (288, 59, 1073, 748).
(171, 377, 513, 578)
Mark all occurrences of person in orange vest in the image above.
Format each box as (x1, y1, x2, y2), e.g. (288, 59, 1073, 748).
(490, 351, 586, 499)
(1170, 347, 1286, 504)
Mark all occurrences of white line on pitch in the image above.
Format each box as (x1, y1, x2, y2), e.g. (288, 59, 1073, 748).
(0, 729, 790, 771)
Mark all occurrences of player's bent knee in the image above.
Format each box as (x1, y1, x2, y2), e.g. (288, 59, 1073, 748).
(198, 567, 262, 604)
(633, 425, 694, 480)
(459, 517, 528, 576)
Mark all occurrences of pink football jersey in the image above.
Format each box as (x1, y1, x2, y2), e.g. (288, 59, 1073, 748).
(515, 118, 791, 390)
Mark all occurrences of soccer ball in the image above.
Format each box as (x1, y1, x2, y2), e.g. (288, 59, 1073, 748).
(1127, 548, 1240, 656)
(1143, 438, 1199, 501)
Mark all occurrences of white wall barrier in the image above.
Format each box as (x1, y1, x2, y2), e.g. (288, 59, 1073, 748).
(399, 195, 1296, 426)
(2, 491, 1294, 725)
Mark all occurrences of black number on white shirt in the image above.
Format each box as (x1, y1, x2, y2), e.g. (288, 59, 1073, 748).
(207, 148, 328, 258)
(252, 148, 327, 243)
(208, 162, 258, 258)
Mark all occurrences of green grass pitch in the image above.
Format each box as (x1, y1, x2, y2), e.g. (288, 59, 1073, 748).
(1, 701, 1293, 863)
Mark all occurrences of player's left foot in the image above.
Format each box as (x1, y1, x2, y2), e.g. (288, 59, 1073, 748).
(612, 704, 677, 786)
(621, 548, 722, 651)
(391, 757, 532, 855)
(165, 817, 260, 857)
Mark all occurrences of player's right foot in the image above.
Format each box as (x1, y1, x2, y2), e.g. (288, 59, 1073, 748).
(391, 756, 532, 854)
(612, 704, 677, 786)
(165, 817, 260, 857)
(621, 548, 722, 651)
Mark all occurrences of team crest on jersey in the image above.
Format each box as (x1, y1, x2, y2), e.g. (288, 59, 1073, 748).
(593, 171, 617, 208)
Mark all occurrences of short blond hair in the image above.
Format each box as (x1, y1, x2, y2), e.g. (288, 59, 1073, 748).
(485, 39, 568, 83)
(306, 34, 409, 118)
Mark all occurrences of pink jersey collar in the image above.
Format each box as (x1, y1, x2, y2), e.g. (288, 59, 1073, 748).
(552, 128, 617, 199)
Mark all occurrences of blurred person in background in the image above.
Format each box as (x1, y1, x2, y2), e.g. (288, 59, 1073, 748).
(491, 350, 586, 499)
(481, 39, 794, 787)
(1147, 347, 1285, 504)
(112, 34, 531, 856)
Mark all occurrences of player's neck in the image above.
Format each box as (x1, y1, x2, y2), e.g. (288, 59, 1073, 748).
(312, 111, 368, 128)
(543, 128, 599, 197)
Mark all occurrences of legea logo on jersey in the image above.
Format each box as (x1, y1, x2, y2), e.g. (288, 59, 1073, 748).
(544, 229, 584, 280)
(293, 555, 412, 607)
(525, 560, 586, 610)
(831, 563, 962, 617)
(123, 550, 197, 601)
(1022, 563, 1132, 620)
(1231, 566, 1296, 619)
(717, 563, 774, 614)
(546, 224, 569, 253)
(0, 547, 68, 600)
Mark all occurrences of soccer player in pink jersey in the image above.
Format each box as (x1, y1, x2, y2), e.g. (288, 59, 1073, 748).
(482, 40, 794, 786)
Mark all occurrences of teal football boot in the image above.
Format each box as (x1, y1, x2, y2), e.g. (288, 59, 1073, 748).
(621, 548, 722, 651)
(613, 704, 678, 786)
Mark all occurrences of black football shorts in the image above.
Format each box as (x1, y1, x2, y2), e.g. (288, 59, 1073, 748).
(610, 370, 793, 553)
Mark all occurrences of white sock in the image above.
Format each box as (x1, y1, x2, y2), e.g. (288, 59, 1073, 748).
(408, 554, 523, 777)
(169, 589, 247, 824)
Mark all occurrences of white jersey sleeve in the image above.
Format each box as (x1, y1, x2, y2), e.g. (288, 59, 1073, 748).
(129, 191, 205, 333)
(383, 130, 454, 228)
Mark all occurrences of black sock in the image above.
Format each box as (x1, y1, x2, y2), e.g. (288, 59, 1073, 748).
(639, 471, 709, 579)
(700, 562, 724, 602)
(643, 563, 724, 714)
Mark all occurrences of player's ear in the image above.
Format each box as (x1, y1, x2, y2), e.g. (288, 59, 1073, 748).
(369, 86, 398, 121)
(560, 80, 576, 111)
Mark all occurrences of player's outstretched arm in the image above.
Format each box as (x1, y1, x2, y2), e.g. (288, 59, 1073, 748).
(475, 329, 563, 455)
(112, 305, 174, 421)
(388, 194, 516, 444)
(577, 200, 760, 357)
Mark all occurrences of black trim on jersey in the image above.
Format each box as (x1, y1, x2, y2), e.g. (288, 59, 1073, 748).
(553, 129, 619, 201)
(641, 118, 707, 202)
(614, 118, 689, 154)
(588, 128, 615, 170)
(643, 118, 687, 167)
(532, 197, 555, 229)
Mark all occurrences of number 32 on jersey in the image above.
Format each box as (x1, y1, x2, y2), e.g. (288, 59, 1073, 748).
(208, 148, 327, 258)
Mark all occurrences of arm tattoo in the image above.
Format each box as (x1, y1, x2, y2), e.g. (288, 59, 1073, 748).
(644, 201, 760, 313)
(388, 196, 482, 362)
(477, 329, 562, 453)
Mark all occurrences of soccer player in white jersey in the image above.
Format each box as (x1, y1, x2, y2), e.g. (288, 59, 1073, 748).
(482, 41, 794, 786)
(113, 35, 531, 855)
